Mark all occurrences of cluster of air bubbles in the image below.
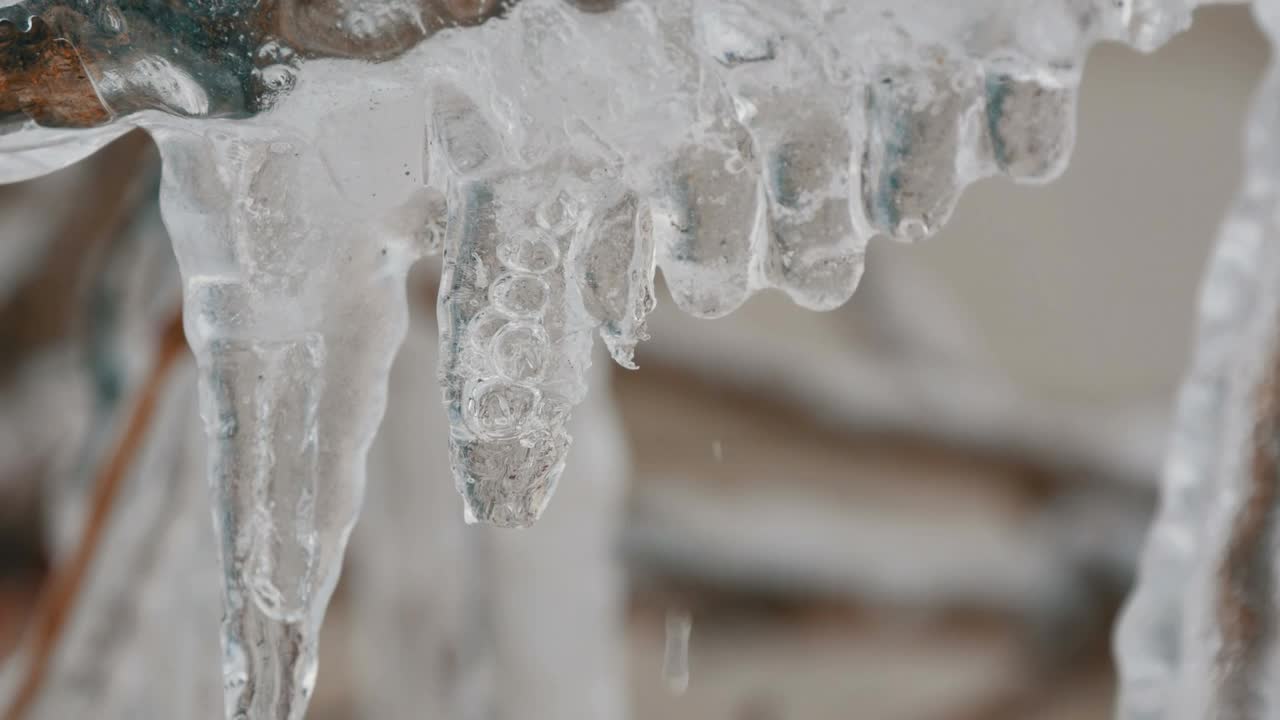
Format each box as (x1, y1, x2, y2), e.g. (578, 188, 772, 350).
(446, 179, 589, 527)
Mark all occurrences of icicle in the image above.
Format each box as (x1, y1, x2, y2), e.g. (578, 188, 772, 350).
(701, 0, 865, 309)
(980, 65, 1076, 184)
(1117, 2, 1280, 717)
(426, 2, 668, 526)
(860, 59, 986, 243)
(151, 103, 431, 718)
(435, 154, 603, 527)
(651, 90, 761, 319)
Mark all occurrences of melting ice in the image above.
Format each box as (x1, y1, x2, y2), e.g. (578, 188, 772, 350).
(0, 1, 1254, 719)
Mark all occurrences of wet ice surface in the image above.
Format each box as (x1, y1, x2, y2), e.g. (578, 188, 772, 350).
(0, 1, 1221, 719)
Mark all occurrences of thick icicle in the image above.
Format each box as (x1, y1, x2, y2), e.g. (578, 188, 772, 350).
(1116, 2, 1280, 717)
(434, 151, 646, 525)
(650, 67, 761, 319)
(426, 3, 667, 526)
(436, 155, 602, 527)
(700, 0, 865, 309)
(153, 112, 429, 718)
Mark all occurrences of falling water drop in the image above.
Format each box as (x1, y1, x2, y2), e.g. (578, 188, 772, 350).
(663, 609, 693, 696)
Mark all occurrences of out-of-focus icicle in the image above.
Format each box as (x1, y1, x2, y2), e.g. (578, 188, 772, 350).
(0, 173, 221, 719)
(0, 359, 221, 719)
(1116, 3, 1280, 718)
(482, 354, 629, 720)
(352, 283, 629, 719)
(662, 609, 693, 696)
(351, 287, 477, 720)
(95, 364, 223, 720)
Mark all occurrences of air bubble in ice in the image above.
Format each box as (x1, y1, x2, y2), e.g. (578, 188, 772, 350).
(467, 380, 541, 440)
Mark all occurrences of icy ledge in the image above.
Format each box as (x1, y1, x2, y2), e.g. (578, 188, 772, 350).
(0, 1, 1224, 719)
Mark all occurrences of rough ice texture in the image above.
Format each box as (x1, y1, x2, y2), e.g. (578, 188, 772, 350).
(0, 1, 1204, 719)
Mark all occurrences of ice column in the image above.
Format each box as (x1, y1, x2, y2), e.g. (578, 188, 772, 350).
(428, 3, 663, 527)
(350, 298, 480, 720)
(1117, 2, 1280, 718)
(152, 96, 436, 718)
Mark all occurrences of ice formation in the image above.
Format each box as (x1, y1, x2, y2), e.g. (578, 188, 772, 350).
(1115, 3, 1280, 718)
(0, 0, 1255, 718)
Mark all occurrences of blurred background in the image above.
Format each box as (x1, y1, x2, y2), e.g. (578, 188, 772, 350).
(0, 4, 1268, 719)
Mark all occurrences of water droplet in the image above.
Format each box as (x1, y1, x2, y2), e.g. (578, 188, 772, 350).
(663, 609, 693, 696)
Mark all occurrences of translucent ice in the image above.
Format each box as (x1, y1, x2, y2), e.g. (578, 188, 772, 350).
(0, 1, 1208, 718)
(156, 120, 426, 719)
